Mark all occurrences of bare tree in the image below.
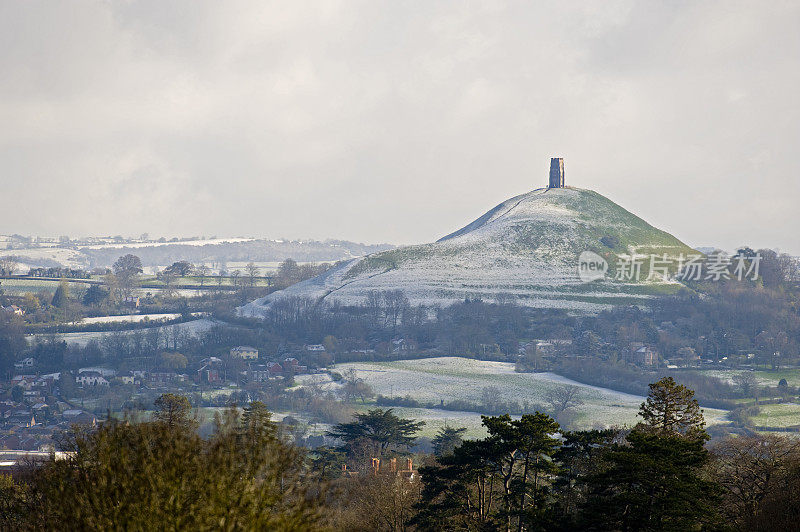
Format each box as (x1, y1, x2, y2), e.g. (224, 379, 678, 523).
(246, 262, 259, 288)
(711, 434, 800, 530)
(733, 372, 758, 399)
(339, 368, 375, 404)
(0, 256, 18, 276)
(197, 264, 210, 289)
(383, 290, 409, 335)
(546, 386, 584, 417)
(157, 269, 178, 298)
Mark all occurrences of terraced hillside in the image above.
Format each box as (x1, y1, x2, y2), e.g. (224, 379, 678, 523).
(241, 187, 699, 314)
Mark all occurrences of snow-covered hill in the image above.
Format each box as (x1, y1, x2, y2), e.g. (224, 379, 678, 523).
(240, 187, 698, 314)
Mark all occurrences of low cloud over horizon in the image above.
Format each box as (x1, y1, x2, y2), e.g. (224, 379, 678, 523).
(1, 1, 799, 254)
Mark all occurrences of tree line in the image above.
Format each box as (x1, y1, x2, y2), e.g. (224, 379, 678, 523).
(4, 379, 800, 530)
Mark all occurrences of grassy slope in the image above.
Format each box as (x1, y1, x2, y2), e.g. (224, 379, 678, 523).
(333, 188, 699, 310)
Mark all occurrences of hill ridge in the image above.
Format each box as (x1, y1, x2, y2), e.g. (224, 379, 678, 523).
(240, 187, 697, 315)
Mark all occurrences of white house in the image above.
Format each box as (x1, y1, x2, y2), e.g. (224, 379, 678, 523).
(75, 371, 109, 387)
(78, 367, 116, 378)
(14, 357, 36, 370)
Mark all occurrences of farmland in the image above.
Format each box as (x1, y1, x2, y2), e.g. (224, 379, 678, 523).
(30, 317, 221, 346)
(751, 403, 800, 429)
(325, 357, 729, 435)
(700, 368, 800, 388)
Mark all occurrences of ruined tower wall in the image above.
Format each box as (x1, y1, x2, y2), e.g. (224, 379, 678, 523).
(548, 158, 565, 188)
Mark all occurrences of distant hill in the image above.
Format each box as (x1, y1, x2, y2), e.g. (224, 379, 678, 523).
(241, 187, 699, 314)
(1, 239, 393, 271)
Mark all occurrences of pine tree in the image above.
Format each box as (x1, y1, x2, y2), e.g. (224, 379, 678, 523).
(579, 378, 721, 530)
(638, 376, 707, 441)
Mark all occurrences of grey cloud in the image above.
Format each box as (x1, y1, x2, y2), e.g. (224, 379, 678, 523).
(0, 1, 798, 253)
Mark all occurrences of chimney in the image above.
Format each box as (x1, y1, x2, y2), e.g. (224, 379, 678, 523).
(405, 458, 413, 471)
(371, 457, 380, 474)
(548, 158, 565, 188)
(389, 457, 397, 472)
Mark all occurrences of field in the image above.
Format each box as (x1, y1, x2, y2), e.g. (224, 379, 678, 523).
(33, 318, 220, 346)
(326, 357, 728, 436)
(700, 368, 800, 388)
(72, 313, 186, 325)
(751, 403, 800, 428)
(0, 278, 75, 295)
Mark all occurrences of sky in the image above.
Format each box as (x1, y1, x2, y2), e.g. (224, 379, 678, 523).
(1, 1, 798, 254)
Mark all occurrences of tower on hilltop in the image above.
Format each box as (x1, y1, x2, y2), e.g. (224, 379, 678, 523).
(548, 158, 565, 188)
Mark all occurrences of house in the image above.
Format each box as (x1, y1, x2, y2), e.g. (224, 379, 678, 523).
(62, 410, 96, 426)
(230, 346, 259, 360)
(22, 390, 43, 402)
(75, 371, 109, 387)
(267, 362, 283, 376)
(248, 365, 272, 383)
(391, 338, 416, 354)
(368, 457, 416, 480)
(36, 373, 61, 387)
(197, 364, 222, 384)
(304, 344, 325, 352)
(13, 357, 35, 370)
(78, 367, 116, 378)
(1, 305, 25, 316)
(632, 345, 659, 366)
(149, 371, 185, 384)
(10, 376, 36, 391)
(7, 412, 35, 428)
(349, 348, 375, 355)
(116, 372, 135, 385)
(282, 358, 307, 374)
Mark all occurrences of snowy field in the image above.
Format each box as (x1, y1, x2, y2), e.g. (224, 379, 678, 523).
(31, 318, 220, 346)
(700, 368, 800, 388)
(0, 247, 86, 269)
(72, 313, 187, 325)
(77, 238, 255, 250)
(330, 357, 728, 432)
(752, 403, 800, 428)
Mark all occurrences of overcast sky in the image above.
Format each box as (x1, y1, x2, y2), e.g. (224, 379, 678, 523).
(1, 1, 798, 253)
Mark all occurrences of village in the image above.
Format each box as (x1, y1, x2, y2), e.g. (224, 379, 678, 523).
(0, 343, 319, 452)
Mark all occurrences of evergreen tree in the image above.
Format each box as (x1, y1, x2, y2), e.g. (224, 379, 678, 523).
(51, 278, 71, 308)
(432, 426, 467, 457)
(327, 408, 425, 455)
(416, 413, 561, 532)
(579, 378, 720, 530)
(638, 376, 707, 441)
(153, 393, 197, 432)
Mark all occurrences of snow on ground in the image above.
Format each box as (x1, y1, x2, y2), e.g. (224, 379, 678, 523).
(333, 357, 728, 431)
(32, 318, 220, 346)
(70, 313, 202, 325)
(700, 368, 800, 387)
(751, 403, 800, 428)
(77, 238, 255, 250)
(240, 187, 695, 315)
(0, 247, 86, 269)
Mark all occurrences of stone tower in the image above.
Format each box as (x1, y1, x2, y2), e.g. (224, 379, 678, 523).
(548, 158, 565, 188)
